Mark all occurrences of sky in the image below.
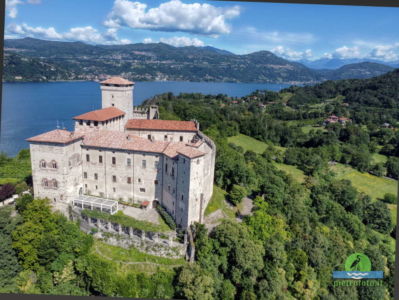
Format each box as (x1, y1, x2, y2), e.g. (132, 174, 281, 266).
(4, 0, 399, 61)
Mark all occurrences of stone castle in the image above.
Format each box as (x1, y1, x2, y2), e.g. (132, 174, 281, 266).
(27, 77, 216, 229)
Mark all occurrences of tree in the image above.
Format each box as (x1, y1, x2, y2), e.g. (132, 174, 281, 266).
(229, 185, 247, 205)
(364, 201, 393, 234)
(386, 156, 399, 179)
(0, 184, 16, 201)
(176, 264, 214, 300)
(383, 193, 396, 204)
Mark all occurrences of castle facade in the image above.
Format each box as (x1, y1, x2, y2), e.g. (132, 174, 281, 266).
(27, 77, 215, 229)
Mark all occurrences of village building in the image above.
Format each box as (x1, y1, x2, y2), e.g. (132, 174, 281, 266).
(27, 77, 216, 229)
(323, 115, 351, 126)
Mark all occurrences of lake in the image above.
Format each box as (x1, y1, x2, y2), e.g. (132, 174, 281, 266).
(0, 81, 290, 156)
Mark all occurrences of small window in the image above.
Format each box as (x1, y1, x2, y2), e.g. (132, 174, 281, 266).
(165, 163, 168, 173)
(127, 158, 131, 166)
(94, 121, 98, 126)
(87, 121, 91, 126)
(197, 159, 200, 165)
(113, 187, 116, 192)
(138, 178, 141, 183)
(180, 136, 183, 142)
(85, 184, 87, 189)
(140, 188, 146, 193)
(94, 173, 98, 180)
(127, 177, 132, 184)
(79, 120, 83, 125)
(183, 158, 186, 164)
(52, 179, 58, 188)
(142, 160, 146, 168)
(171, 167, 175, 177)
(84, 172, 87, 179)
(168, 185, 170, 192)
(147, 134, 151, 140)
(99, 155, 103, 163)
(164, 135, 168, 141)
(86, 154, 90, 162)
(154, 180, 158, 184)
(112, 175, 117, 183)
(50, 161, 57, 168)
(112, 157, 116, 165)
(112, 94, 114, 98)
(181, 194, 184, 201)
(40, 160, 46, 168)
(112, 103, 115, 106)
(42, 178, 48, 187)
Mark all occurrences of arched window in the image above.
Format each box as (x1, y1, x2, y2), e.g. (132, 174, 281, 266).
(51, 160, 57, 169)
(40, 160, 46, 168)
(42, 178, 49, 188)
(52, 179, 58, 189)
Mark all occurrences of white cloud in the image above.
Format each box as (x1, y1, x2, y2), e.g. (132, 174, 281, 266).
(271, 46, 313, 60)
(142, 36, 205, 47)
(368, 44, 399, 61)
(333, 46, 362, 59)
(6, 0, 41, 19)
(104, 0, 240, 36)
(160, 36, 204, 47)
(6, 23, 132, 45)
(243, 27, 315, 45)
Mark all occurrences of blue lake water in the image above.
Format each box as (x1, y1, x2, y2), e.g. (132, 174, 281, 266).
(0, 81, 290, 156)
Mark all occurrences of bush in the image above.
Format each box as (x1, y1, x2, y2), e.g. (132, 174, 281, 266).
(15, 194, 34, 213)
(383, 193, 397, 204)
(15, 182, 29, 194)
(0, 184, 16, 201)
(156, 205, 177, 230)
(229, 184, 247, 205)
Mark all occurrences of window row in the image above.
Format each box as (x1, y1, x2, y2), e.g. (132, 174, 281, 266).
(42, 178, 59, 189)
(78, 116, 123, 127)
(40, 160, 58, 169)
(83, 172, 158, 185)
(84, 185, 147, 194)
(85, 154, 158, 169)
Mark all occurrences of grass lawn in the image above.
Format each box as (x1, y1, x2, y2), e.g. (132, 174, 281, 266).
(330, 163, 397, 224)
(205, 186, 236, 219)
(301, 125, 327, 134)
(227, 134, 286, 154)
(274, 163, 306, 183)
(371, 153, 388, 164)
(91, 240, 184, 274)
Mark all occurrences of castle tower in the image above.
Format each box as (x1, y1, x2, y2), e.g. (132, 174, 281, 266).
(100, 77, 134, 120)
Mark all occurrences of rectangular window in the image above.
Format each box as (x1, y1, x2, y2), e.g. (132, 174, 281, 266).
(84, 172, 87, 179)
(113, 187, 116, 192)
(99, 155, 103, 163)
(94, 121, 98, 126)
(140, 188, 146, 193)
(142, 160, 146, 168)
(180, 136, 183, 142)
(154, 180, 158, 185)
(154, 161, 159, 168)
(94, 173, 98, 180)
(127, 177, 132, 184)
(147, 134, 152, 140)
(138, 178, 141, 183)
(164, 135, 168, 141)
(112, 157, 116, 165)
(127, 158, 131, 166)
(165, 163, 168, 173)
(86, 154, 90, 162)
(79, 120, 83, 125)
(112, 175, 117, 183)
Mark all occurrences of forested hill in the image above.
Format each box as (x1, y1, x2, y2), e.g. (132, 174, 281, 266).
(3, 37, 394, 83)
(285, 68, 399, 109)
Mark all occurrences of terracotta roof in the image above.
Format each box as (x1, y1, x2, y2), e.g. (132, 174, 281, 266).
(82, 130, 205, 158)
(125, 119, 197, 132)
(82, 130, 169, 153)
(177, 147, 205, 159)
(100, 77, 134, 85)
(73, 107, 125, 122)
(27, 129, 83, 144)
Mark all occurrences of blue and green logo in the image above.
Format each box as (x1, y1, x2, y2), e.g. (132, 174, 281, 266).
(333, 253, 383, 280)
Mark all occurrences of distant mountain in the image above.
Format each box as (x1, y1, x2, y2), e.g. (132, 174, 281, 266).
(2, 37, 395, 83)
(299, 57, 399, 70)
(318, 62, 394, 80)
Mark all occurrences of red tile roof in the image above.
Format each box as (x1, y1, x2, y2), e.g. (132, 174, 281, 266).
(73, 107, 125, 122)
(100, 77, 134, 85)
(27, 129, 83, 144)
(177, 147, 205, 159)
(125, 119, 197, 132)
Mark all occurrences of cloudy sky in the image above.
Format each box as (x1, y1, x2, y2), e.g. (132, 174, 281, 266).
(4, 0, 399, 61)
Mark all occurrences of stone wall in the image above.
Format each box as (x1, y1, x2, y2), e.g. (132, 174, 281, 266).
(71, 208, 186, 258)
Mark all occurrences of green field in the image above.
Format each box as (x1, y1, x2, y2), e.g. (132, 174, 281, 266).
(330, 163, 397, 223)
(371, 153, 388, 164)
(274, 163, 306, 183)
(228, 134, 304, 182)
(205, 186, 235, 218)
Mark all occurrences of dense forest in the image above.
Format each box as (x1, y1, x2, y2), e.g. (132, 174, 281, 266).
(0, 69, 398, 299)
